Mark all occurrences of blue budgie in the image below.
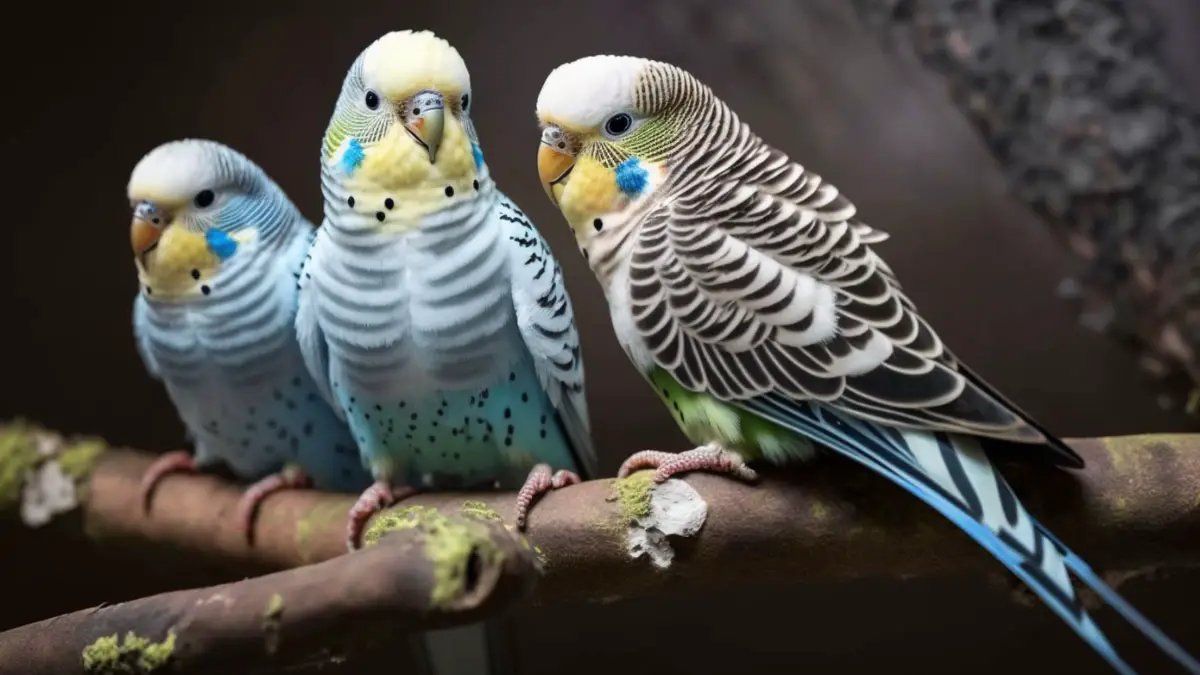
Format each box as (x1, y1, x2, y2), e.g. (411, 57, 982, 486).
(534, 55, 1200, 675)
(296, 30, 596, 552)
(130, 139, 371, 539)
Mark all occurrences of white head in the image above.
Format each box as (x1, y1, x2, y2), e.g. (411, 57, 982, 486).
(127, 139, 297, 298)
(127, 139, 276, 260)
(535, 55, 646, 133)
(534, 55, 710, 239)
(363, 30, 471, 103)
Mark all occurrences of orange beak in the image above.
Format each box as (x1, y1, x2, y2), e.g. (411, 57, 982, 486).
(131, 200, 168, 258)
(131, 219, 162, 257)
(538, 143, 575, 206)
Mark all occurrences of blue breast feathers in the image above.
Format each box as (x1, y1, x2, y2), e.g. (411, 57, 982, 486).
(340, 138, 366, 176)
(205, 228, 239, 261)
(615, 157, 649, 197)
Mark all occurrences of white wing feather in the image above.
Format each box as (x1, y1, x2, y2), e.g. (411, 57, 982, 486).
(294, 223, 345, 422)
(498, 198, 598, 479)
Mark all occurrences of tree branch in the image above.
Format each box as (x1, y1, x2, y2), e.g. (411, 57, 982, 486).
(0, 504, 537, 675)
(4, 420, 1200, 611)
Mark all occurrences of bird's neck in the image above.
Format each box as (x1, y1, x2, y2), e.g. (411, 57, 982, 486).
(322, 150, 496, 244)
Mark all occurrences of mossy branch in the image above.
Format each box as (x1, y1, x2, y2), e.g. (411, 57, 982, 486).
(3, 420, 1200, 610)
(0, 508, 537, 675)
(3, 420, 1200, 673)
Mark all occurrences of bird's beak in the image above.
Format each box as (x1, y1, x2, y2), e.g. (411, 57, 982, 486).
(404, 94, 445, 164)
(538, 126, 575, 207)
(131, 200, 167, 258)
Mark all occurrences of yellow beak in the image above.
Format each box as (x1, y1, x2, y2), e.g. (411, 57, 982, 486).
(405, 106, 445, 163)
(538, 142, 575, 206)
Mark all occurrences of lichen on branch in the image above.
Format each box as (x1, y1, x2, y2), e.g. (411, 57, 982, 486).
(0, 419, 106, 526)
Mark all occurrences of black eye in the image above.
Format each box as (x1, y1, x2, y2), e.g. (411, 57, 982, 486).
(193, 189, 215, 208)
(604, 113, 633, 136)
(365, 90, 380, 110)
(461, 93, 470, 110)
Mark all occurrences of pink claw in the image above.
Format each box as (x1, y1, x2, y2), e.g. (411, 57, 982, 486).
(515, 463, 581, 530)
(346, 482, 418, 551)
(617, 445, 759, 484)
(139, 450, 198, 513)
(236, 465, 313, 544)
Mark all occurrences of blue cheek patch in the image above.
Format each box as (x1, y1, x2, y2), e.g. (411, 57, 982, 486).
(471, 142, 485, 171)
(205, 228, 239, 261)
(615, 158, 649, 197)
(340, 138, 366, 176)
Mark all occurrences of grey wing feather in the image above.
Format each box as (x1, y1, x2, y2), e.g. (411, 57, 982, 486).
(626, 139, 1081, 467)
(497, 198, 598, 479)
(294, 222, 345, 423)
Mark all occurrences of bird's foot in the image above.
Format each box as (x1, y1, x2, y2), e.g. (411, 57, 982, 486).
(515, 463, 581, 530)
(346, 481, 418, 551)
(617, 444, 759, 484)
(139, 450, 198, 513)
(236, 464, 312, 544)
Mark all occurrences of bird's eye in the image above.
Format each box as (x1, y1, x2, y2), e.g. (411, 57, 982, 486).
(364, 90, 380, 110)
(461, 93, 470, 110)
(193, 189, 215, 208)
(604, 113, 633, 137)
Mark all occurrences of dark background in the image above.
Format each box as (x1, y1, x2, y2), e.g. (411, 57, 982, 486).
(3, 1, 1199, 673)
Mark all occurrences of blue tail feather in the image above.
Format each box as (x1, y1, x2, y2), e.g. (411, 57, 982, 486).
(1063, 548, 1200, 674)
(742, 395, 1196, 675)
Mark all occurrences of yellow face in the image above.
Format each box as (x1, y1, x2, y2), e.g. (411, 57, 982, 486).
(535, 56, 677, 250)
(127, 139, 273, 301)
(341, 106, 478, 227)
(324, 30, 482, 228)
(126, 184, 226, 301)
(538, 118, 628, 236)
(135, 225, 222, 299)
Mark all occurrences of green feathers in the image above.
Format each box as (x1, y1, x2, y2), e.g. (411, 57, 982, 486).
(323, 118, 350, 161)
(619, 116, 680, 164)
(646, 367, 815, 464)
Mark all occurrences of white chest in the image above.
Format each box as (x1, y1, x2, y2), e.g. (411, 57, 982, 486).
(313, 209, 518, 392)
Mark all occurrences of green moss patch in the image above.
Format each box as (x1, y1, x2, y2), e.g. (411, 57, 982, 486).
(460, 500, 502, 522)
(264, 592, 284, 621)
(59, 440, 105, 482)
(363, 505, 506, 607)
(81, 630, 176, 673)
(612, 471, 656, 523)
(262, 593, 284, 655)
(293, 500, 346, 563)
(0, 420, 107, 514)
(0, 421, 41, 512)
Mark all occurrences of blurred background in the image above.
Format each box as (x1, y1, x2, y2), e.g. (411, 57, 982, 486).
(2, 1, 1199, 673)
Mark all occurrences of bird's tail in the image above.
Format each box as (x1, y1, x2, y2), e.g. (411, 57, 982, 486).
(746, 396, 1200, 675)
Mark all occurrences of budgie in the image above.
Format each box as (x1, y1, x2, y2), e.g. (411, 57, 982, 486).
(130, 139, 371, 539)
(534, 55, 1200, 675)
(296, 30, 595, 553)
